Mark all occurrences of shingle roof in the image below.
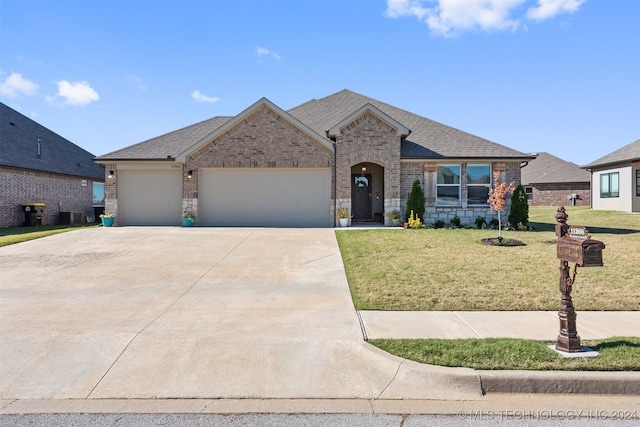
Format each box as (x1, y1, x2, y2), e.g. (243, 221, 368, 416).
(0, 102, 104, 179)
(96, 115, 232, 161)
(288, 89, 532, 159)
(96, 89, 532, 161)
(521, 152, 590, 184)
(582, 139, 640, 169)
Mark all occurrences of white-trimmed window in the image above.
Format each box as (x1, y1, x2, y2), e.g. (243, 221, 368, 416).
(437, 165, 461, 206)
(600, 172, 619, 198)
(467, 164, 491, 205)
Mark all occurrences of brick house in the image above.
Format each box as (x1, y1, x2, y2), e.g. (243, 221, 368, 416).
(94, 89, 533, 227)
(583, 139, 640, 213)
(520, 152, 591, 207)
(0, 103, 105, 227)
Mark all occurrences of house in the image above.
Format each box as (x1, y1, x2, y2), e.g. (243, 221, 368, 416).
(0, 103, 105, 227)
(583, 139, 640, 213)
(520, 152, 591, 207)
(94, 89, 534, 227)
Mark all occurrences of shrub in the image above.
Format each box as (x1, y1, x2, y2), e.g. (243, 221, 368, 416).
(450, 215, 461, 228)
(406, 180, 425, 222)
(509, 184, 529, 228)
(434, 219, 445, 229)
(489, 218, 499, 229)
(475, 216, 486, 229)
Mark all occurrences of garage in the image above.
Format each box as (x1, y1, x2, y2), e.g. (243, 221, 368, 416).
(118, 169, 182, 225)
(199, 168, 331, 227)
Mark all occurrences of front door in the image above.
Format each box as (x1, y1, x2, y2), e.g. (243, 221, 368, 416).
(351, 174, 372, 220)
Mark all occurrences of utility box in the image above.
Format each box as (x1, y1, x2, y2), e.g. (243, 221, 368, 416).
(21, 203, 46, 226)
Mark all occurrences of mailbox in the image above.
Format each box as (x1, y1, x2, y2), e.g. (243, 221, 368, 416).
(557, 237, 605, 267)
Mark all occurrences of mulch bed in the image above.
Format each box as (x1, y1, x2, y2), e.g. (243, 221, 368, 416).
(481, 237, 526, 247)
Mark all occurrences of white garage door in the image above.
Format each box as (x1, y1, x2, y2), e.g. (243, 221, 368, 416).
(118, 170, 182, 225)
(199, 168, 331, 227)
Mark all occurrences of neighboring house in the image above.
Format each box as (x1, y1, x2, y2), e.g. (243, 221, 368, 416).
(583, 139, 640, 213)
(94, 89, 534, 227)
(520, 152, 591, 207)
(0, 103, 105, 227)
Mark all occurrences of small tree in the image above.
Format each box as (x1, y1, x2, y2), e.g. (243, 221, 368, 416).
(406, 179, 425, 222)
(487, 171, 515, 240)
(508, 184, 529, 228)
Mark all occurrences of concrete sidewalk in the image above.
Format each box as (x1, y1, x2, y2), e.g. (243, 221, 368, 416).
(359, 311, 640, 340)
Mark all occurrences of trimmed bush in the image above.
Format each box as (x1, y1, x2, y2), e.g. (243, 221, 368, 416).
(406, 179, 425, 222)
(509, 184, 529, 227)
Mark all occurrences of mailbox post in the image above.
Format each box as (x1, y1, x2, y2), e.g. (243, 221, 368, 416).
(554, 207, 605, 353)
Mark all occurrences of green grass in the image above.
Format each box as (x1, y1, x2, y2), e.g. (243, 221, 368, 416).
(336, 206, 640, 311)
(370, 337, 640, 371)
(0, 224, 98, 247)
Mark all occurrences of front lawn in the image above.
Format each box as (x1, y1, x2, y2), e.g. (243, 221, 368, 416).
(0, 224, 98, 247)
(336, 207, 640, 311)
(370, 337, 640, 371)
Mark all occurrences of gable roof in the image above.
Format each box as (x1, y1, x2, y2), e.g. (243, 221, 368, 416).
(175, 97, 334, 162)
(521, 152, 590, 185)
(327, 103, 410, 137)
(0, 102, 104, 180)
(96, 89, 533, 162)
(582, 139, 640, 169)
(289, 89, 532, 160)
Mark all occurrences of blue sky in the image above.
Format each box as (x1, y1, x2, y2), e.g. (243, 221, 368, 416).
(1, 0, 638, 166)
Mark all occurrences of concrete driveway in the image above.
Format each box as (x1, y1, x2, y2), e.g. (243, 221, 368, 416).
(0, 227, 481, 400)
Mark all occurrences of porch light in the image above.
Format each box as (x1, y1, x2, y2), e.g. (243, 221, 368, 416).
(187, 170, 193, 179)
(108, 170, 114, 178)
(361, 164, 367, 173)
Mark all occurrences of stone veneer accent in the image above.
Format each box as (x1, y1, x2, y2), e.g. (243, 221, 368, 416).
(397, 161, 524, 226)
(0, 166, 101, 227)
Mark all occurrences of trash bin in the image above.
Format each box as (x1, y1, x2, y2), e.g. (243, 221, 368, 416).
(21, 203, 46, 226)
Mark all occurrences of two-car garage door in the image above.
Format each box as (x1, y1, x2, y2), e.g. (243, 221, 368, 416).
(199, 168, 331, 227)
(118, 168, 331, 227)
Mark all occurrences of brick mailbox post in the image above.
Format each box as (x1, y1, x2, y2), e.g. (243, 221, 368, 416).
(554, 206, 605, 353)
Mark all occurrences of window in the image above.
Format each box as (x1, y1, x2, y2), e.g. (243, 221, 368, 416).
(600, 172, 619, 198)
(437, 165, 460, 206)
(467, 165, 491, 205)
(636, 170, 640, 196)
(525, 187, 533, 200)
(93, 182, 105, 206)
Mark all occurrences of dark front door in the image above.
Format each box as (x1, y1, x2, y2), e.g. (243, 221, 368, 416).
(352, 174, 372, 220)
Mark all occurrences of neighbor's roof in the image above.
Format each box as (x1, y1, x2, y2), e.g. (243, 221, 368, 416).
(0, 102, 104, 180)
(96, 89, 533, 161)
(582, 139, 640, 169)
(521, 152, 590, 185)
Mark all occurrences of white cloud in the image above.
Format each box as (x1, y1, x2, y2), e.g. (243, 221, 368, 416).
(0, 72, 38, 97)
(385, 0, 585, 37)
(527, 0, 585, 21)
(53, 80, 99, 106)
(256, 46, 281, 60)
(191, 90, 220, 103)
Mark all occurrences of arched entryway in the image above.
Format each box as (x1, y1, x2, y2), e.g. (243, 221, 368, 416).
(351, 162, 384, 224)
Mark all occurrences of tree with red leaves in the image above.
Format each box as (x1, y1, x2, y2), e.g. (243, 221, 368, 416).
(487, 170, 516, 240)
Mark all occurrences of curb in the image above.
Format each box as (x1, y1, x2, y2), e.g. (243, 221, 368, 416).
(478, 370, 640, 395)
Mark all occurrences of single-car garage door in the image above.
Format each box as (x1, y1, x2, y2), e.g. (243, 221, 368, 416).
(199, 168, 331, 227)
(118, 169, 182, 225)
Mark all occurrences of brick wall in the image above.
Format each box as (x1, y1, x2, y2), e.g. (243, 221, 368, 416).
(528, 183, 591, 207)
(335, 111, 402, 224)
(0, 166, 101, 227)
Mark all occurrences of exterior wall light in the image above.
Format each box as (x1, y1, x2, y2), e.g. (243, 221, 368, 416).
(187, 170, 193, 179)
(108, 170, 114, 178)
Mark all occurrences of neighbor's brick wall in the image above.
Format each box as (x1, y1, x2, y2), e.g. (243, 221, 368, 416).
(0, 166, 100, 227)
(529, 183, 591, 207)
